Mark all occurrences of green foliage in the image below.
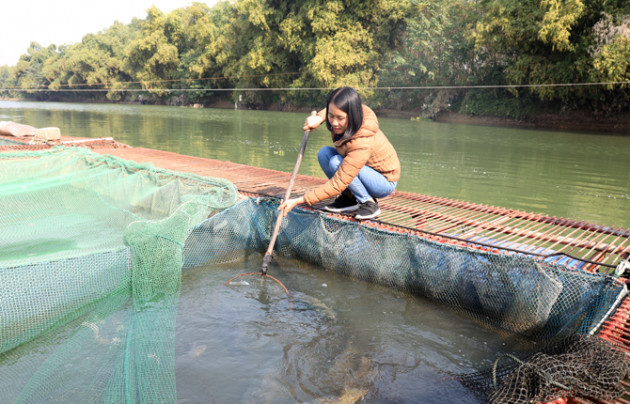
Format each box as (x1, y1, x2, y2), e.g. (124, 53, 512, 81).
(305, 0, 410, 91)
(0, 65, 17, 98)
(589, 12, 630, 103)
(3, 0, 629, 115)
(538, 0, 585, 51)
(12, 21, 137, 102)
(471, 0, 630, 112)
(375, 0, 477, 109)
(125, 7, 181, 97)
(14, 42, 59, 99)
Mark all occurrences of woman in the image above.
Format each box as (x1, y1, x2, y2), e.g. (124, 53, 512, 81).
(279, 87, 401, 220)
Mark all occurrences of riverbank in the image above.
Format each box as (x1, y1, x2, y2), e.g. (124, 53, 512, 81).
(431, 110, 630, 135)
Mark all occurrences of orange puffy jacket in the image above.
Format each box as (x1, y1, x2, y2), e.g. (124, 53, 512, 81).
(303, 105, 401, 206)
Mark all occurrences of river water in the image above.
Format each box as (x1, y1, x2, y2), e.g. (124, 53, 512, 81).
(0, 101, 628, 403)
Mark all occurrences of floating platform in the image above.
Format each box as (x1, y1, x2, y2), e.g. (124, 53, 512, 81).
(2, 135, 630, 404)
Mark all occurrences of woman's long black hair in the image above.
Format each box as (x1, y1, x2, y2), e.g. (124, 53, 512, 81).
(325, 87, 363, 141)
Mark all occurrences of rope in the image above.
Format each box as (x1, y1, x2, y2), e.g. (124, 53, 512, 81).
(0, 72, 301, 91)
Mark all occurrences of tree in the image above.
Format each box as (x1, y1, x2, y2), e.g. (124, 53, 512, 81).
(67, 22, 135, 101)
(588, 12, 630, 113)
(125, 6, 181, 97)
(376, 0, 477, 111)
(0, 65, 17, 98)
(472, 0, 630, 112)
(14, 42, 59, 99)
(5, 0, 628, 114)
(176, 2, 239, 102)
(216, 0, 304, 105)
(212, 0, 411, 106)
(303, 0, 411, 91)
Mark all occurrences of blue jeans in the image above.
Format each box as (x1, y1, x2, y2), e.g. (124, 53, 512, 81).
(317, 146, 397, 203)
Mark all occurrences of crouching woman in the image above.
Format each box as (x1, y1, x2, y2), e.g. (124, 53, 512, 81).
(279, 86, 401, 220)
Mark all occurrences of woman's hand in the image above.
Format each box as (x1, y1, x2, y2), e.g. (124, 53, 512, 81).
(278, 197, 305, 217)
(303, 111, 324, 131)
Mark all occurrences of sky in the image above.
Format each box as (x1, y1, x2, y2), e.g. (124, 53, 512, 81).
(0, 0, 219, 66)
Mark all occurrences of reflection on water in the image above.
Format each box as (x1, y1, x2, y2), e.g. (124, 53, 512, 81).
(1, 100, 628, 228)
(176, 255, 535, 403)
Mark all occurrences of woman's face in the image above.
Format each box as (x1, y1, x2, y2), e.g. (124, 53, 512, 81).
(327, 103, 348, 135)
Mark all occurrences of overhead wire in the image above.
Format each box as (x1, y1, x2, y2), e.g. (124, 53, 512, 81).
(2, 71, 301, 90)
(1, 71, 628, 94)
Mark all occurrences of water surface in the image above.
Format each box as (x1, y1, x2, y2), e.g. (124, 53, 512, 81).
(176, 256, 534, 403)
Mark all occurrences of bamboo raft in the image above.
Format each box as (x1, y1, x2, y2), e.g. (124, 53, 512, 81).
(2, 135, 630, 404)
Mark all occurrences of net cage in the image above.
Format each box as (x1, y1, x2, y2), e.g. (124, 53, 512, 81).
(183, 198, 629, 403)
(0, 147, 238, 403)
(185, 198, 626, 342)
(0, 148, 627, 403)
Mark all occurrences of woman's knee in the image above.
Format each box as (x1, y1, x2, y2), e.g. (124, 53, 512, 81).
(317, 146, 336, 160)
(318, 146, 341, 170)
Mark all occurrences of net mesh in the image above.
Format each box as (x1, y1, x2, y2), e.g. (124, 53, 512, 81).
(458, 335, 630, 403)
(184, 198, 629, 403)
(0, 150, 627, 403)
(185, 198, 626, 340)
(0, 147, 238, 403)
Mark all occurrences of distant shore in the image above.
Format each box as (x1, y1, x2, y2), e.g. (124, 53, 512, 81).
(430, 111, 630, 135)
(4, 97, 628, 135)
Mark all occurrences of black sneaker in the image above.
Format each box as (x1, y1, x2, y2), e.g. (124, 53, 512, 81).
(323, 193, 359, 213)
(354, 199, 381, 220)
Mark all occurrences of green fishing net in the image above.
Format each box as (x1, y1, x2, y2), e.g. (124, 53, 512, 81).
(0, 147, 237, 403)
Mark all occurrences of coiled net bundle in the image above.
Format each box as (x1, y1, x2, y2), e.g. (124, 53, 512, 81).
(459, 335, 629, 404)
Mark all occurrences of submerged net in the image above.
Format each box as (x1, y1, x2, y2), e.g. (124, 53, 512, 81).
(1, 149, 627, 402)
